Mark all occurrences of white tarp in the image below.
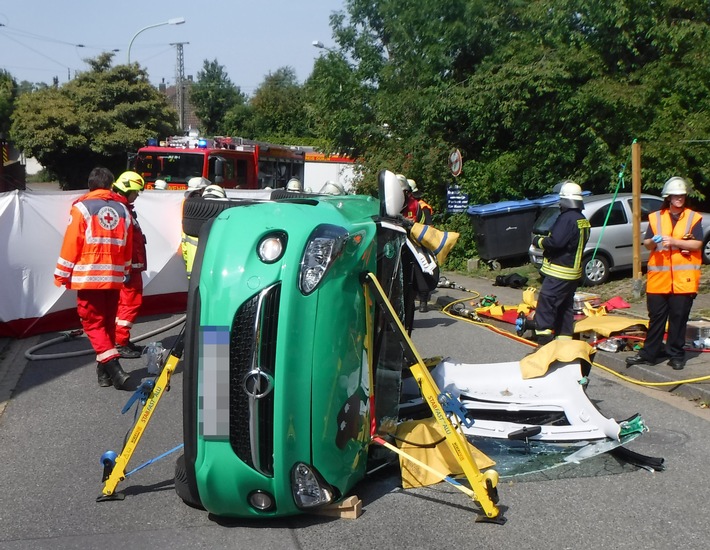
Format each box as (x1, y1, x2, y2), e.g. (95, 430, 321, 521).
(0, 189, 188, 337)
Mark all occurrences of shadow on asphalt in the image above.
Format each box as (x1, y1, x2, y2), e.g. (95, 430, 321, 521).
(10, 314, 183, 400)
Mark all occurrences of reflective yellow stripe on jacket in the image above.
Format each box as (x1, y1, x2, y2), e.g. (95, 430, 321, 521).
(540, 218, 591, 280)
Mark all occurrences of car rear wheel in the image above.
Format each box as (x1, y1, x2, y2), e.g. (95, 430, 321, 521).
(582, 254, 610, 286)
(702, 235, 710, 264)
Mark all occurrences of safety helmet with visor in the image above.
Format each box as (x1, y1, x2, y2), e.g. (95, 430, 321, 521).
(202, 184, 226, 199)
(661, 176, 689, 198)
(286, 177, 303, 192)
(558, 180, 584, 210)
(188, 176, 210, 190)
(319, 181, 346, 195)
(113, 171, 145, 195)
(396, 174, 411, 192)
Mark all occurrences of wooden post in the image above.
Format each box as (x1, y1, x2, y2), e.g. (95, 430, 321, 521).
(631, 142, 643, 299)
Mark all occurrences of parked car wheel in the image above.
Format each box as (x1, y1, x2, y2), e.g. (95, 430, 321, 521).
(582, 254, 610, 286)
(703, 235, 710, 265)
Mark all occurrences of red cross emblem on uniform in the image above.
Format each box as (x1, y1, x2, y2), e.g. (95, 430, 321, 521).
(102, 210, 115, 225)
(97, 206, 121, 230)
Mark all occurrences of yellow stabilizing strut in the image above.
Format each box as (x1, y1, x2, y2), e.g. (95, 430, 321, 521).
(363, 272, 503, 523)
(98, 328, 185, 500)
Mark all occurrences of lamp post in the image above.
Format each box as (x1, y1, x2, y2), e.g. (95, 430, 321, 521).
(128, 17, 185, 64)
(312, 40, 335, 54)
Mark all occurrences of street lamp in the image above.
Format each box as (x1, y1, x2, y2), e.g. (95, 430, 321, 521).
(128, 17, 185, 63)
(312, 40, 336, 53)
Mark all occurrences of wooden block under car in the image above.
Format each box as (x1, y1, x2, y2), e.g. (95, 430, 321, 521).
(312, 495, 363, 519)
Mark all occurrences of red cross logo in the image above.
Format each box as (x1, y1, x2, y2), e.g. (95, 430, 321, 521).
(97, 206, 120, 230)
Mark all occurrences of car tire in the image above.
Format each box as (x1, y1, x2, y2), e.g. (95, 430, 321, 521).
(174, 454, 205, 509)
(582, 254, 610, 286)
(703, 235, 710, 265)
(182, 197, 237, 238)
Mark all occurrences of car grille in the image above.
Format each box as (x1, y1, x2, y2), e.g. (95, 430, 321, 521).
(229, 283, 280, 476)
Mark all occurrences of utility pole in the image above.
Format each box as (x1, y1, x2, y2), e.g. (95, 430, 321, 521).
(170, 42, 189, 132)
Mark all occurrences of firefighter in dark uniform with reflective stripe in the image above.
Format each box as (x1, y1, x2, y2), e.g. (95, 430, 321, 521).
(531, 181, 591, 345)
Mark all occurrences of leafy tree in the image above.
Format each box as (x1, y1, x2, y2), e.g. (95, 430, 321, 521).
(0, 70, 17, 136)
(10, 53, 177, 187)
(248, 67, 308, 140)
(303, 47, 376, 156)
(190, 59, 246, 135)
(317, 0, 710, 261)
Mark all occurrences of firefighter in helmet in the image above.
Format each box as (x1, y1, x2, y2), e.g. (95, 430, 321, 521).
(531, 181, 591, 345)
(112, 171, 148, 360)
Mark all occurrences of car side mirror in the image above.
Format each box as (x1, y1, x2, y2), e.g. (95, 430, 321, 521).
(378, 169, 404, 218)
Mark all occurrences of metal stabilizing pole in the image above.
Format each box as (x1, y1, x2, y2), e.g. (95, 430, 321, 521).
(97, 326, 185, 501)
(363, 272, 504, 523)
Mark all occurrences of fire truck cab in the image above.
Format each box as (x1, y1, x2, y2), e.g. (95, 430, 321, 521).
(132, 132, 306, 190)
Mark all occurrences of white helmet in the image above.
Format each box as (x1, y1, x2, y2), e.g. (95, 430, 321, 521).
(202, 184, 226, 199)
(558, 180, 584, 209)
(154, 179, 167, 190)
(320, 181, 346, 195)
(407, 179, 418, 193)
(188, 176, 210, 189)
(286, 177, 302, 192)
(661, 176, 688, 198)
(396, 174, 411, 192)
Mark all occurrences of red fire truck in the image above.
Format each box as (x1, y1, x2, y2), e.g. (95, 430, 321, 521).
(131, 133, 306, 190)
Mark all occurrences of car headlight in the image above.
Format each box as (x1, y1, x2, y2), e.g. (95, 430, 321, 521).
(258, 231, 287, 263)
(299, 224, 348, 295)
(291, 463, 335, 509)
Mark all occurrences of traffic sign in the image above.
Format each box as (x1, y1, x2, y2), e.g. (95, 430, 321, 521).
(449, 149, 462, 177)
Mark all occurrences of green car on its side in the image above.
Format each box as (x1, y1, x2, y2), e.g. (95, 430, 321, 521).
(176, 189, 409, 518)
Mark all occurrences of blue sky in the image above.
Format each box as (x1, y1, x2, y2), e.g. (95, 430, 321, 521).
(0, 0, 345, 95)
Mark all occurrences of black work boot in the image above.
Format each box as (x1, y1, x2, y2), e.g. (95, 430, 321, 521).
(116, 341, 143, 359)
(96, 362, 112, 387)
(102, 358, 131, 390)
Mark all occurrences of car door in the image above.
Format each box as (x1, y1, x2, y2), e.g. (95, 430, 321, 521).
(587, 200, 632, 268)
(624, 196, 663, 265)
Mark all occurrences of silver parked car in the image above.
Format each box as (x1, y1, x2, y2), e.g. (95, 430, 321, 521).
(528, 193, 710, 286)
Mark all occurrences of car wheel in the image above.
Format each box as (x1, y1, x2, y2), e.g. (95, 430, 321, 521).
(174, 454, 204, 509)
(182, 196, 237, 238)
(582, 254, 610, 286)
(703, 235, 710, 265)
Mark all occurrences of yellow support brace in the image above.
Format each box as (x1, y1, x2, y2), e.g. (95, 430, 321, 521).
(98, 332, 184, 500)
(364, 272, 503, 522)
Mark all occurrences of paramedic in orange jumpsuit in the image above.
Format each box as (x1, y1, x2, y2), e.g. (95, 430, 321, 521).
(54, 167, 133, 390)
(112, 171, 147, 359)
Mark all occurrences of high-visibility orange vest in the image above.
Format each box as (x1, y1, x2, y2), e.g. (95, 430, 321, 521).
(54, 189, 133, 290)
(646, 208, 702, 294)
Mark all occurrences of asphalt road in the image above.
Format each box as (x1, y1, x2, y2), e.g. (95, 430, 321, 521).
(1, 291, 709, 549)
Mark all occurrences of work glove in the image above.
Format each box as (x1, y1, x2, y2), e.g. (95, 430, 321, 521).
(531, 235, 544, 248)
(123, 273, 131, 284)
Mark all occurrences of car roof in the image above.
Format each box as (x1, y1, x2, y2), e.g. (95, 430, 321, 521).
(582, 192, 662, 203)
